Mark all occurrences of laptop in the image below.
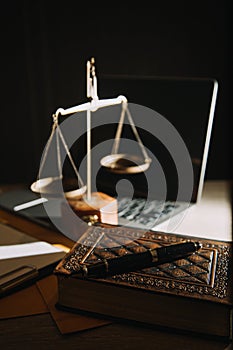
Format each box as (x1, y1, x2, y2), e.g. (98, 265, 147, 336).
(0, 76, 218, 233)
(96, 75, 218, 230)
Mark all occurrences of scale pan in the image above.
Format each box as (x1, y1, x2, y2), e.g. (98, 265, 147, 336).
(30, 177, 87, 199)
(100, 154, 151, 174)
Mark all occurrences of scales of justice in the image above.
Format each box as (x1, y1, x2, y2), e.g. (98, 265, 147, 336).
(30, 58, 151, 226)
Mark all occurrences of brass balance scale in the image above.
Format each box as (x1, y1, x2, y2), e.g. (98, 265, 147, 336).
(30, 58, 151, 225)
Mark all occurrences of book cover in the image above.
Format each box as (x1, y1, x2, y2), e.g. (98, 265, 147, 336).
(54, 225, 232, 339)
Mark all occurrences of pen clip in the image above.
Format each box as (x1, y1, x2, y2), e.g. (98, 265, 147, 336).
(80, 231, 105, 264)
(0, 265, 39, 294)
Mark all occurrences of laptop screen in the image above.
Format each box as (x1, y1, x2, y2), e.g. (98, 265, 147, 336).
(95, 75, 218, 203)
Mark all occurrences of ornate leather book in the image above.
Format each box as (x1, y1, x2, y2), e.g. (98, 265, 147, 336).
(54, 225, 232, 339)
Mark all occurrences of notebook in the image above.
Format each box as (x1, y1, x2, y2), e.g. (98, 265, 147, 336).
(0, 76, 218, 234)
(0, 223, 65, 297)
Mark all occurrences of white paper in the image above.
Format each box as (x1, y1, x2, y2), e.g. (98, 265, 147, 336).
(153, 180, 232, 241)
(0, 241, 63, 260)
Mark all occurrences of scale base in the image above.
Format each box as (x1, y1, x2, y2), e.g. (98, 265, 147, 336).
(66, 192, 118, 226)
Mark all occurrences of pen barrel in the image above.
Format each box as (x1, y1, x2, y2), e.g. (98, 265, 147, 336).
(156, 242, 197, 264)
(86, 251, 153, 278)
(81, 241, 199, 278)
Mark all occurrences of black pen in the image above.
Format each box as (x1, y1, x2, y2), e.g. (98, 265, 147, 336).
(74, 241, 202, 278)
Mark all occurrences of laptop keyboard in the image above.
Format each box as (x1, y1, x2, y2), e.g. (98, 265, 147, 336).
(117, 197, 184, 229)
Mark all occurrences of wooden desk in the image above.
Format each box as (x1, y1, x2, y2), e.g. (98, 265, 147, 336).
(0, 181, 232, 350)
(0, 314, 231, 350)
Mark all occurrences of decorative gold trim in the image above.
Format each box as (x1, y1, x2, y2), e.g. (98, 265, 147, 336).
(62, 227, 231, 300)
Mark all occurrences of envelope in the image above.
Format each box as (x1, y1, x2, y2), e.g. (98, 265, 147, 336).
(0, 283, 48, 319)
(36, 275, 111, 334)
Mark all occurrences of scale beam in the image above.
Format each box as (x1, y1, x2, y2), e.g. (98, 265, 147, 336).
(54, 95, 127, 118)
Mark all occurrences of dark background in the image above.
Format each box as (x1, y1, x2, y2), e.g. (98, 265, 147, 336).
(0, 1, 231, 185)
